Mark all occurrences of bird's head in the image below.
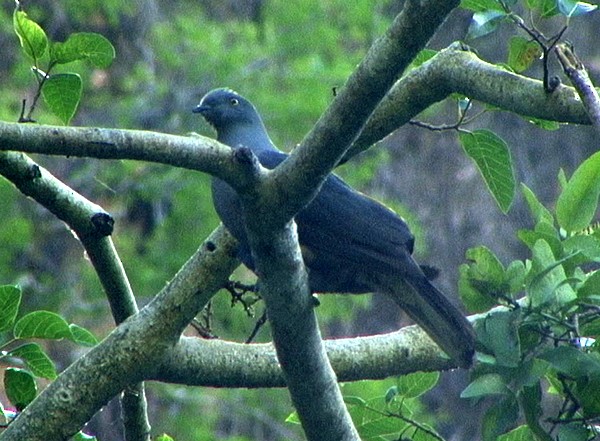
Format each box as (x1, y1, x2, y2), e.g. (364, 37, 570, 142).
(193, 88, 262, 133)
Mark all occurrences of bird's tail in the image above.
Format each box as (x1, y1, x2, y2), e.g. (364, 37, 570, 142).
(382, 276, 476, 368)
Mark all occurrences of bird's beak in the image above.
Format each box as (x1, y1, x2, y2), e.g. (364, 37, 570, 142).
(192, 104, 210, 114)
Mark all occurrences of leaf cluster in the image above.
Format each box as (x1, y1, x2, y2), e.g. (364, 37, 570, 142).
(0, 285, 97, 439)
(458, 153, 600, 440)
(12, 5, 114, 124)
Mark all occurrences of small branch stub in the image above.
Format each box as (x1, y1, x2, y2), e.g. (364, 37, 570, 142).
(91, 212, 114, 236)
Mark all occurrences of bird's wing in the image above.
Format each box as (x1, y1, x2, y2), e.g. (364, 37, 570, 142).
(297, 174, 416, 271)
(255, 149, 417, 278)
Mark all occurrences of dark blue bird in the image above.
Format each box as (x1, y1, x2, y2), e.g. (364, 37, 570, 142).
(194, 88, 475, 368)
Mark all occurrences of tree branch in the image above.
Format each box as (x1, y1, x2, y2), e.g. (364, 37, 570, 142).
(346, 42, 594, 158)
(0, 225, 239, 441)
(227, 2, 463, 440)
(0, 151, 151, 440)
(270, 0, 463, 224)
(0, 47, 592, 169)
(156, 324, 456, 388)
(0, 123, 260, 192)
(555, 43, 600, 131)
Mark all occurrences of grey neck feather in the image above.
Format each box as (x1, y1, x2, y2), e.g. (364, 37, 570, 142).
(217, 120, 278, 153)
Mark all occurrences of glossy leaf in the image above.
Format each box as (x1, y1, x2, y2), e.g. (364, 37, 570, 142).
(558, 0, 598, 16)
(72, 432, 98, 441)
(558, 423, 593, 441)
(539, 346, 600, 378)
(9, 343, 57, 380)
(467, 10, 507, 39)
(0, 285, 22, 332)
(13, 9, 48, 62)
(69, 324, 99, 347)
(578, 270, 600, 298)
(529, 239, 576, 307)
(50, 32, 115, 68)
(521, 184, 553, 225)
(575, 375, 600, 418)
(41, 73, 82, 125)
(459, 263, 499, 313)
(14, 310, 72, 340)
(4, 368, 37, 411)
(475, 309, 521, 367)
(497, 425, 535, 441)
(507, 36, 542, 73)
(395, 371, 439, 398)
(556, 150, 600, 233)
(460, 130, 515, 213)
(461, 373, 511, 398)
(461, 0, 505, 12)
(482, 396, 519, 441)
(520, 384, 552, 441)
(356, 415, 409, 439)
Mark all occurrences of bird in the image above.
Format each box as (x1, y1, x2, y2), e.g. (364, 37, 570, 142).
(193, 88, 476, 368)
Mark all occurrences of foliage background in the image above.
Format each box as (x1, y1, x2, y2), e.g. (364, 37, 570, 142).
(0, 0, 599, 440)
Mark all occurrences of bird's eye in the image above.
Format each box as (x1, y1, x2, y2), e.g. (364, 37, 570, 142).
(230, 98, 239, 106)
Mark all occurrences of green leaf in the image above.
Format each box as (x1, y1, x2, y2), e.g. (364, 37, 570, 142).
(578, 270, 600, 298)
(69, 324, 98, 347)
(521, 184, 554, 225)
(459, 130, 515, 213)
(563, 234, 600, 263)
(475, 309, 521, 367)
(459, 246, 509, 312)
(506, 260, 527, 293)
(497, 425, 535, 441)
(9, 343, 57, 380)
(525, 116, 560, 131)
(539, 346, 600, 378)
(507, 36, 542, 73)
(557, 423, 592, 441)
(14, 310, 72, 340)
(556, 150, 600, 233)
(41, 73, 83, 125)
(482, 396, 519, 441)
(461, 373, 511, 398)
(460, 0, 505, 12)
(0, 285, 22, 332)
(155, 435, 175, 441)
(520, 384, 553, 441)
(356, 415, 409, 439)
(4, 368, 37, 411)
(285, 411, 301, 424)
(13, 9, 48, 62)
(529, 239, 576, 307)
(50, 32, 115, 68)
(465, 246, 506, 286)
(459, 263, 498, 312)
(395, 372, 439, 398)
(575, 375, 600, 418)
(404, 49, 438, 73)
(558, 0, 598, 16)
(467, 9, 507, 39)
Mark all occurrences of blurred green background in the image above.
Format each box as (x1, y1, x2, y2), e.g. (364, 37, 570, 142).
(1, 1, 600, 440)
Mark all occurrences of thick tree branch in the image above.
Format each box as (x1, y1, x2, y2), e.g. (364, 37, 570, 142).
(270, 0, 462, 225)
(347, 43, 593, 157)
(0, 225, 239, 441)
(0, 151, 151, 440)
(0, 123, 260, 192)
(156, 325, 456, 388)
(230, 2, 462, 440)
(0, 47, 592, 171)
